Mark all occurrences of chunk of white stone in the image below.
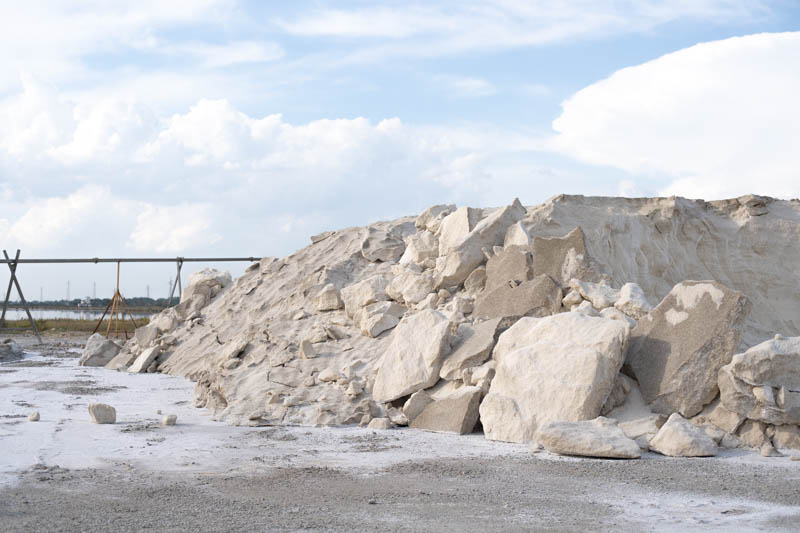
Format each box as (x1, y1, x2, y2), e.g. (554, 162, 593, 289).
(314, 284, 344, 311)
(480, 313, 630, 443)
(88, 403, 116, 424)
(340, 275, 389, 318)
(79, 333, 122, 366)
(537, 417, 641, 459)
(648, 413, 718, 457)
(128, 346, 161, 373)
(627, 280, 750, 418)
(372, 310, 452, 403)
(568, 279, 620, 310)
(614, 283, 652, 319)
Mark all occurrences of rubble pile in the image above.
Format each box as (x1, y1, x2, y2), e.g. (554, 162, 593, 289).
(108, 194, 800, 458)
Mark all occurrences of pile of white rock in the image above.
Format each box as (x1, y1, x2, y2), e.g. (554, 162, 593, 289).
(101, 194, 800, 459)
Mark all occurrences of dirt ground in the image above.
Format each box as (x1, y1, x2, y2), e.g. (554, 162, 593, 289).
(2, 333, 800, 532)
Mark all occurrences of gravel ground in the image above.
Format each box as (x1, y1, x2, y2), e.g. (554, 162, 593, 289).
(2, 333, 800, 532)
(2, 453, 800, 532)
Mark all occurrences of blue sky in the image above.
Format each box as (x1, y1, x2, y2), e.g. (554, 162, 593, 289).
(1, 1, 799, 299)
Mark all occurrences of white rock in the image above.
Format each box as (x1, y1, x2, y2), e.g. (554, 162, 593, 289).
(79, 333, 122, 367)
(28, 412, 40, 422)
(436, 200, 526, 288)
(761, 442, 783, 457)
(480, 313, 630, 443)
(162, 414, 177, 426)
(299, 339, 316, 359)
(386, 270, 435, 305)
(463, 266, 487, 295)
(314, 284, 344, 311)
(503, 220, 531, 248)
(415, 204, 456, 233)
(773, 425, 800, 450)
(719, 336, 800, 425)
(568, 279, 620, 310)
(409, 386, 482, 434)
(372, 310, 452, 403)
(438, 206, 483, 256)
(403, 390, 434, 421)
(537, 417, 641, 459)
(627, 280, 750, 418)
(367, 417, 392, 430)
(354, 301, 406, 338)
(0, 339, 23, 360)
(361, 227, 406, 263)
(88, 403, 116, 424)
(601, 373, 634, 415)
(128, 346, 161, 373)
(649, 413, 718, 457)
(440, 318, 501, 380)
(340, 275, 389, 318)
(614, 282, 652, 319)
(400, 231, 439, 265)
(690, 397, 744, 434)
(572, 300, 599, 317)
(530, 227, 592, 286)
(134, 324, 158, 348)
(562, 290, 583, 309)
(599, 307, 636, 328)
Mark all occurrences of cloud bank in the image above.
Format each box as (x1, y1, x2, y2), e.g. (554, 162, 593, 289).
(551, 32, 800, 199)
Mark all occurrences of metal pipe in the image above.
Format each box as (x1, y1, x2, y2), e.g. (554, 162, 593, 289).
(0, 257, 259, 264)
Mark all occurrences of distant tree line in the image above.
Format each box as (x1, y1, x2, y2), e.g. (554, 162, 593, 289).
(5, 297, 170, 309)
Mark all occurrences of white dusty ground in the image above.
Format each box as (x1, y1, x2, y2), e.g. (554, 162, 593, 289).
(0, 347, 525, 484)
(2, 342, 800, 531)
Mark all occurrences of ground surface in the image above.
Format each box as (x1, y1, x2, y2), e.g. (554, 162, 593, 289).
(1, 334, 799, 532)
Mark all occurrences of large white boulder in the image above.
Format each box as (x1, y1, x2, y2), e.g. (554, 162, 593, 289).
(372, 310, 452, 402)
(480, 313, 630, 443)
(718, 335, 800, 425)
(626, 280, 750, 418)
(649, 413, 718, 457)
(537, 417, 641, 459)
(79, 333, 122, 367)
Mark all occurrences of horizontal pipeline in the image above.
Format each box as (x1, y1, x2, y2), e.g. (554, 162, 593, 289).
(0, 257, 260, 264)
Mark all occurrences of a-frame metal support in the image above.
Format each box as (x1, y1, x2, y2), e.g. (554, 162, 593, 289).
(1, 249, 42, 343)
(166, 258, 184, 307)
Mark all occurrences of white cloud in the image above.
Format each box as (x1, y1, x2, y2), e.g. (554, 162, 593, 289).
(128, 204, 220, 252)
(278, 1, 771, 60)
(550, 32, 800, 199)
(0, 185, 220, 256)
(436, 75, 496, 98)
(168, 41, 285, 68)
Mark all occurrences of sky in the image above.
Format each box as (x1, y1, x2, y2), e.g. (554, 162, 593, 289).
(1, 1, 799, 300)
